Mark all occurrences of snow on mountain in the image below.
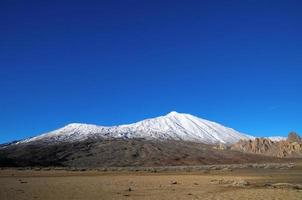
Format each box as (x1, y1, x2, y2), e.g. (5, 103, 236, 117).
(18, 111, 254, 145)
(267, 136, 287, 141)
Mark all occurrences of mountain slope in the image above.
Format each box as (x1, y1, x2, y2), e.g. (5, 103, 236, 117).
(0, 139, 287, 168)
(18, 111, 253, 145)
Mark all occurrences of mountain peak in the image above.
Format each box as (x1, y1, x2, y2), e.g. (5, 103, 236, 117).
(64, 123, 84, 128)
(166, 111, 184, 117)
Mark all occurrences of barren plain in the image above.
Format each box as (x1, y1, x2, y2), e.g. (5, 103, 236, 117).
(1, 161, 302, 200)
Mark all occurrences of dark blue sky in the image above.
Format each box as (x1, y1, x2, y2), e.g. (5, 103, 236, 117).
(1, 0, 301, 143)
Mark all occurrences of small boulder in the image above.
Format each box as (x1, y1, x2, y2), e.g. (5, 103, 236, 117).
(232, 180, 249, 187)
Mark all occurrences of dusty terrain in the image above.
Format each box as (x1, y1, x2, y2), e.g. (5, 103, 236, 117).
(1, 162, 302, 200)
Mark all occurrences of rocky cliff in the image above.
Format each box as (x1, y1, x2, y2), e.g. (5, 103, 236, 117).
(231, 132, 302, 158)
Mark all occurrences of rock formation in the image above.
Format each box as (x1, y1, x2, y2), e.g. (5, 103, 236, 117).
(231, 132, 302, 158)
(287, 132, 301, 143)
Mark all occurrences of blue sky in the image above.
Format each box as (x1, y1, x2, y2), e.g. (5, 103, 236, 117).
(0, 0, 301, 143)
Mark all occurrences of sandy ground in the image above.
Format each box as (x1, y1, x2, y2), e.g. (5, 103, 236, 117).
(0, 163, 302, 200)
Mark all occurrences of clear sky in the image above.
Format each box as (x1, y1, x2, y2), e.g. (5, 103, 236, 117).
(0, 0, 301, 143)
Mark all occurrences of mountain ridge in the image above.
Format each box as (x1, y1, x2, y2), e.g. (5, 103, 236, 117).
(16, 111, 255, 145)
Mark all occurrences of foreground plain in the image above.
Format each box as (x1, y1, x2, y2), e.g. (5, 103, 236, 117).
(0, 162, 302, 200)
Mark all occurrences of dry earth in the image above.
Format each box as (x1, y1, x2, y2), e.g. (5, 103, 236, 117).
(0, 162, 302, 200)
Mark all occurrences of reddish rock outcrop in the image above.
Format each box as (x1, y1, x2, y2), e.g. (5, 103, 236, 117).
(287, 132, 301, 143)
(231, 132, 302, 158)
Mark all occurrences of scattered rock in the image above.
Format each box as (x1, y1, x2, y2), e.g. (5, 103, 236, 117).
(210, 166, 219, 170)
(171, 181, 178, 185)
(18, 179, 27, 184)
(267, 183, 302, 190)
(221, 167, 232, 172)
(232, 180, 249, 187)
(210, 179, 249, 187)
(213, 143, 227, 150)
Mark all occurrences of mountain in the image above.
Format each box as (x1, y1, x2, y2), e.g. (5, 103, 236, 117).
(17, 111, 253, 145)
(0, 112, 295, 168)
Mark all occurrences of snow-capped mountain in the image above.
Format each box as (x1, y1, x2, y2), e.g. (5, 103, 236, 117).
(18, 111, 254, 145)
